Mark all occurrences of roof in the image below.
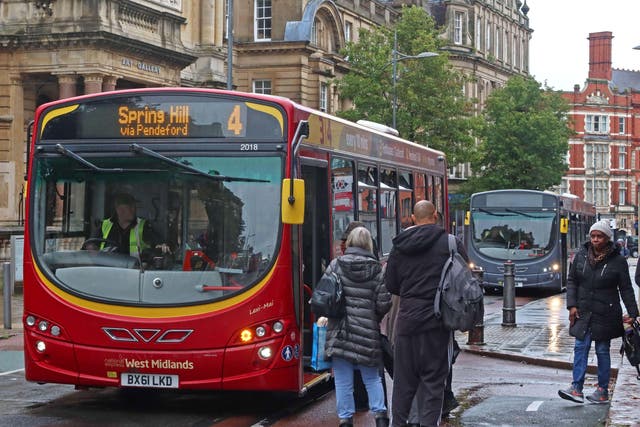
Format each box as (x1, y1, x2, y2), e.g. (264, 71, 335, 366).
(611, 68, 640, 92)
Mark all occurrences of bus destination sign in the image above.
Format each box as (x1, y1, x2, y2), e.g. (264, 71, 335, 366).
(39, 94, 285, 141)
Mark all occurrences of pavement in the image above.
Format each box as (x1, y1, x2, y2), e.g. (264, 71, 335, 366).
(2, 283, 640, 426)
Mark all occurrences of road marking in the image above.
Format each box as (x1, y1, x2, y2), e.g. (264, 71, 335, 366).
(526, 400, 544, 411)
(0, 368, 25, 376)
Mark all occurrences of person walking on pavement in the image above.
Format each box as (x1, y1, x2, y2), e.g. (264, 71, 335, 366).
(385, 200, 467, 427)
(558, 219, 639, 404)
(320, 226, 391, 427)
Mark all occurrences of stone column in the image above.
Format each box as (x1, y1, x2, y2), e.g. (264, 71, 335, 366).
(201, 0, 215, 45)
(102, 76, 118, 92)
(214, 0, 224, 45)
(83, 74, 104, 94)
(57, 74, 77, 99)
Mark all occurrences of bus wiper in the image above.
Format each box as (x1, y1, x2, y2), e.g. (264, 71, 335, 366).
(505, 208, 545, 218)
(55, 144, 163, 173)
(478, 208, 515, 217)
(130, 144, 268, 183)
(56, 144, 126, 173)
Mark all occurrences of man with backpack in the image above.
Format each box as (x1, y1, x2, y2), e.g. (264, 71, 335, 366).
(385, 200, 468, 427)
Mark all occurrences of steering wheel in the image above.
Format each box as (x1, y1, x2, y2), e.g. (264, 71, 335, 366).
(81, 238, 121, 253)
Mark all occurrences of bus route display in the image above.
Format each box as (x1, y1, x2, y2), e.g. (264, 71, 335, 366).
(38, 93, 285, 141)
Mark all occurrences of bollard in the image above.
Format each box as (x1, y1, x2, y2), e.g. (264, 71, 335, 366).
(3, 262, 11, 329)
(467, 268, 485, 345)
(502, 260, 516, 327)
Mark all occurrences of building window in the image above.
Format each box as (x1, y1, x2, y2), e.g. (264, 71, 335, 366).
(495, 28, 501, 59)
(254, 0, 271, 41)
(585, 115, 609, 134)
(619, 181, 627, 205)
(475, 17, 482, 50)
(512, 35, 517, 66)
(619, 117, 626, 134)
(486, 22, 491, 53)
(454, 11, 463, 45)
(345, 21, 352, 42)
(311, 19, 318, 45)
(252, 79, 272, 94)
(586, 143, 609, 171)
(618, 145, 626, 169)
(320, 83, 328, 112)
(586, 179, 608, 207)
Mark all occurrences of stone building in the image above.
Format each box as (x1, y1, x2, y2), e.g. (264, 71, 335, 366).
(0, 0, 532, 248)
(561, 31, 640, 236)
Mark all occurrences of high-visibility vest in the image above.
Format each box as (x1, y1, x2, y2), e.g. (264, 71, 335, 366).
(101, 218, 150, 256)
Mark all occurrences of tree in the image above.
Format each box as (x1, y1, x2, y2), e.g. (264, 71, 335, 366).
(466, 76, 572, 192)
(336, 6, 479, 166)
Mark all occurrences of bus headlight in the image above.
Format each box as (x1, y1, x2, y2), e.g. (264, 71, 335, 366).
(258, 346, 273, 360)
(26, 315, 36, 327)
(468, 262, 476, 269)
(551, 263, 560, 271)
(38, 320, 49, 332)
(272, 321, 284, 333)
(36, 340, 46, 352)
(255, 326, 266, 337)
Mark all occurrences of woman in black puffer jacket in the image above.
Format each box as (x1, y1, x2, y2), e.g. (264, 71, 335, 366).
(558, 220, 639, 405)
(320, 226, 391, 427)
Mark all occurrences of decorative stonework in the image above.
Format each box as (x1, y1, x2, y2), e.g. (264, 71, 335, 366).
(586, 90, 609, 105)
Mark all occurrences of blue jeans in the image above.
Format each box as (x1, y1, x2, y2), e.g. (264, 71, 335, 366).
(333, 356, 387, 419)
(572, 330, 611, 390)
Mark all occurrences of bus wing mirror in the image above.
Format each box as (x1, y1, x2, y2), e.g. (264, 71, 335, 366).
(281, 179, 305, 224)
(560, 218, 569, 234)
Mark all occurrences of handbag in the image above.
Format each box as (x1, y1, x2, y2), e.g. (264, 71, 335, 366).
(310, 323, 331, 371)
(569, 311, 592, 340)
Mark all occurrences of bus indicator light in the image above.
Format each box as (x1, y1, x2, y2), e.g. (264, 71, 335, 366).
(240, 329, 253, 342)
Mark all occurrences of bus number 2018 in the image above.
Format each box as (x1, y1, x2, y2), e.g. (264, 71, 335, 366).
(240, 144, 258, 151)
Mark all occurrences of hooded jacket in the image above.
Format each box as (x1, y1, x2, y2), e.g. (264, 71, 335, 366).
(324, 246, 391, 367)
(385, 224, 467, 336)
(567, 240, 639, 340)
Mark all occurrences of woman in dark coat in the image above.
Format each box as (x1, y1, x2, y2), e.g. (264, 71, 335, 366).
(558, 220, 639, 404)
(319, 226, 391, 427)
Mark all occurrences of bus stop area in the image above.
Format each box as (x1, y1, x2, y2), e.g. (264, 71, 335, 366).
(2, 284, 639, 426)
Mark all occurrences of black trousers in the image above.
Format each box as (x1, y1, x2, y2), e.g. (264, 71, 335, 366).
(391, 329, 452, 427)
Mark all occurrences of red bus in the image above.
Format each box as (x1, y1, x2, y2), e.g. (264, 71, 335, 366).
(23, 88, 447, 393)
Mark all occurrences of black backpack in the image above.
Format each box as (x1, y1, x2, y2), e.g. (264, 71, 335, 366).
(310, 263, 344, 318)
(620, 318, 640, 380)
(434, 234, 484, 332)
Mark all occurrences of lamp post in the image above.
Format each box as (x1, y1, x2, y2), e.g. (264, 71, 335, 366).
(391, 30, 438, 129)
(226, 0, 234, 90)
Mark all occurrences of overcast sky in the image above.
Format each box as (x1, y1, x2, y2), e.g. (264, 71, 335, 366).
(528, 0, 640, 91)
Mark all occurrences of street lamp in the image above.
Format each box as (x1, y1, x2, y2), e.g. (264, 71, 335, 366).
(391, 30, 438, 129)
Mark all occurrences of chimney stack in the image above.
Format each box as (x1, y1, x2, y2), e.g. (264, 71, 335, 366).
(588, 31, 613, 81)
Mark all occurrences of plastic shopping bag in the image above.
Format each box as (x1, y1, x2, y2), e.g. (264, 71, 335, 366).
(311, 323, 331, 371)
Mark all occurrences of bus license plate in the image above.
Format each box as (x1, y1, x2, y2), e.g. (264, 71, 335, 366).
(121, 373, 179, 389)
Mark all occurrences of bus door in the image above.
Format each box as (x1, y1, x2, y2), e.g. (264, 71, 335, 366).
(300, 161, 330, 367)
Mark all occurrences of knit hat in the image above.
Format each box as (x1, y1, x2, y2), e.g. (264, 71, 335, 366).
(589, 219, 613, 240)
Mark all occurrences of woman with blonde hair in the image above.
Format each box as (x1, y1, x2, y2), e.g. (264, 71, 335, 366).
(318, 226, 391, 427)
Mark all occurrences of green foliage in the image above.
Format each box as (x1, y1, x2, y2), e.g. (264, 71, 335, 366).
(336, 6, 479, 165)
(465, 76, 572, 193)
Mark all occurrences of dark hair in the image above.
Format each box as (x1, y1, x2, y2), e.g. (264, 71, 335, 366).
(113, 193, 136, 207)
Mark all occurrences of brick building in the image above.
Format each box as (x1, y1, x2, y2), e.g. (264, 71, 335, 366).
(561, 31, 640, 235)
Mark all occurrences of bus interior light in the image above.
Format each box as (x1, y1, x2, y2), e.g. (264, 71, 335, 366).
(272, 321, 284, 333)
(36, 341, 46, 352)
(258, 346, 273, 360)
(240, 329, 253, 343)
